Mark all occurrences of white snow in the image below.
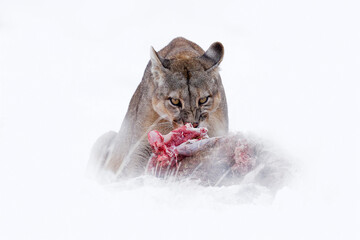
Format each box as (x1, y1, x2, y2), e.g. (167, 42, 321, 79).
(0, 0, 359, 239)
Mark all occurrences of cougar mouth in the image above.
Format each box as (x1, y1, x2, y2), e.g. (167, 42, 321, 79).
(172, 119, 200, 129)
(172, 118, 183, 129)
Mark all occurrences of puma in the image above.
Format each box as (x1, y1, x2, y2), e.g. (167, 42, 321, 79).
(90, 37, 228, 180)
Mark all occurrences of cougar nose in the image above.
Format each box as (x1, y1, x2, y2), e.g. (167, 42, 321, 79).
(192, 122, 199, 128)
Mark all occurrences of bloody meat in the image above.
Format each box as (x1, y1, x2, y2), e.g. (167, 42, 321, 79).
(147, 123, 209, 169)
(147, 124, 256, 185)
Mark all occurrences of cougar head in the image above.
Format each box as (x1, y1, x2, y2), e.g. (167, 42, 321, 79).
(150, 42, 226, 133)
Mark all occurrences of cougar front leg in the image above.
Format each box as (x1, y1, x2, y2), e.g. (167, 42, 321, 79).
(88, 131, 117, 179)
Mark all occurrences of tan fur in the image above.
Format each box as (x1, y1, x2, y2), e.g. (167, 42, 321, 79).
(96, 37, 229, 179)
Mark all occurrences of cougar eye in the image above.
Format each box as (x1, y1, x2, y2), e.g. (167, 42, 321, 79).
(198, 97, 208, 105)
(169, 98, 182, 107)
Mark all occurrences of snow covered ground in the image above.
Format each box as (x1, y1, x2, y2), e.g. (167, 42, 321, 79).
(0, 0, 359, 239)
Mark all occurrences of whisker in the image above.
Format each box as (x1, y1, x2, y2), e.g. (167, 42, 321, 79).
(154, 160, 160, 177)
(115, 115, 167, 177)
(214, 168, 231, 187)
(167, 168, 175, 182)
(157, 165, 163, 178)
(188, 162, 203, 179)
(164, 159, 173, 180)
(174, 162, 182, 181)
(144, 155, 153, 175)
(151, 165, 155, 175)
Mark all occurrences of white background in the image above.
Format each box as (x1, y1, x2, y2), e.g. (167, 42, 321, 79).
(0, 0, 359, 239)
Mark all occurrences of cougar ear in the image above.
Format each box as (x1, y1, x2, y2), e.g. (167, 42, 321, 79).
(150, 46, 170, 70)
(200, 42, 224, 71)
